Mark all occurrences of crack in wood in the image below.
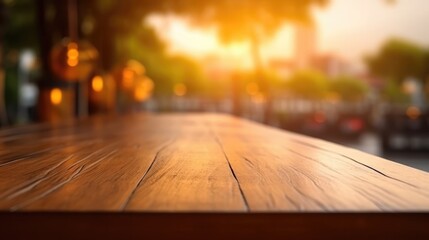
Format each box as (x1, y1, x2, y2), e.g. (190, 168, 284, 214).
(120, 139, 174, 211)
(288, 139, 420, 189)
(204, 120, 250, 211)
(284, 147, 427, 208)
(211, 134, 250, 212)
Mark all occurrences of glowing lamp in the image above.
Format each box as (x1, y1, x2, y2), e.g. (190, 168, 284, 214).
(91, 76, 104, 92)
(50, 88, 63, 105)
(113, 60, 146, 91)
(133, 77, 154, 102)
(50, 38, 99, 81)
(39, 85, 74, 122)
(88, 74, 117, 112)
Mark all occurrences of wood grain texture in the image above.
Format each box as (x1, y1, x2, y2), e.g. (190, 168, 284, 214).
(125, 119, 246, 211)
(0, 113, 429, 212)
(206, 116, 429, 211)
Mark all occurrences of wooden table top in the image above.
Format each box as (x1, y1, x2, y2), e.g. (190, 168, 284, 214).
(1, 113, 429, 239)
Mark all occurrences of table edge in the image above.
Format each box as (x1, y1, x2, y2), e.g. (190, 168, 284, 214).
(1, 212, 428, 239)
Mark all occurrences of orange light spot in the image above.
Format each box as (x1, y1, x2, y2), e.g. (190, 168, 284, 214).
(67, 49, 79, 59)
(406, 106, 421, 119)
(174, 83, 187, 97)
(134, 85, 150, 101)
(50, 88, 62, 105)
(122, 68, 134, 89)
(127, 60, 145, 75)
(67, 58, 78, 67)
(92, 76, 104, 92)
(143, 78, 154, 92)
(66, 42, 79, 67)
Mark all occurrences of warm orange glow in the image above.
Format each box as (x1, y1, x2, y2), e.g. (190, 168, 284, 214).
(143, 78, 154, 92)
(67, 42, 78, 49)
(50, 88, 62, 105)
(127, 60, 146, 75)
(67, 58, 78, 67)
(92, 75, 104, 92)
(122, 68, 134, 89)
(174, 83, 187, 97)
(67, 49, 79, 59)
(134, 85, 150, 101)
(66, 42, 79, 67)
(406, 106, 421, 119)
(147, 15, 294, 69)
(246, 82, 259, 96)
(403, 81, 417, 94)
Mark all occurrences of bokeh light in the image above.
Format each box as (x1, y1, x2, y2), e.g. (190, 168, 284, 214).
(50, 88, 63, 105)
(92, 75, 104, 92)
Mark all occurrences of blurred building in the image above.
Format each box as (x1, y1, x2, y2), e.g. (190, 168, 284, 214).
(312, 54, 353, 77)
(294, 24, 317, 70)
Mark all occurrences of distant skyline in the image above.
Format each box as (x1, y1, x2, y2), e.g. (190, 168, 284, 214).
(148, 0, 429, 71)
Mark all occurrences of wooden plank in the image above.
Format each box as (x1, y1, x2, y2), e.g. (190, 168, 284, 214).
(0, 114, 170, 210)
(0, 113, 428, 213)
(125, 117, 246, 211)
(206, 114, 429, 211)
(22, 137, 170, 211)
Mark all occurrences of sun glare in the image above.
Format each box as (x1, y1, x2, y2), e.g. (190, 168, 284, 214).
(146, 14, 293, 70)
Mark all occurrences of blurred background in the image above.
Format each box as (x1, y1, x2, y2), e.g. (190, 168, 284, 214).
(0, 0, 428, 171)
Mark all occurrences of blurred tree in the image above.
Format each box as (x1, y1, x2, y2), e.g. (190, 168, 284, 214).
(286, 70, 329, 100)
(168, 55, 208, 96)
(3, 0, 38, 50)
(366, 38, 429, 83)
(381, 80, 410, 104)
(163, 0, 328, 121)
(78, 0, 328, 119)
(330, 76, 369, 102)
(116, 23, 207, 97)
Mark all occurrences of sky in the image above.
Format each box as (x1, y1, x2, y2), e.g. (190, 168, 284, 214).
(148, 0, 429, 70)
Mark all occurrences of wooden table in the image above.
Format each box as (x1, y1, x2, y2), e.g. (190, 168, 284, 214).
(1, 113, 429, 239)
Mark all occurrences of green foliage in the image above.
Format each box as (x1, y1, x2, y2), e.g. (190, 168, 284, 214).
(330, 76, 369, 102)
(381, 80, 410, 104)
(366, 38, 429, 82)
(80, 0, 329, 98)
(168, 55, 208, 96)
(286, 70, 329, 100)
(3, 0, 38, 51)
(116, 23, 207, 97)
